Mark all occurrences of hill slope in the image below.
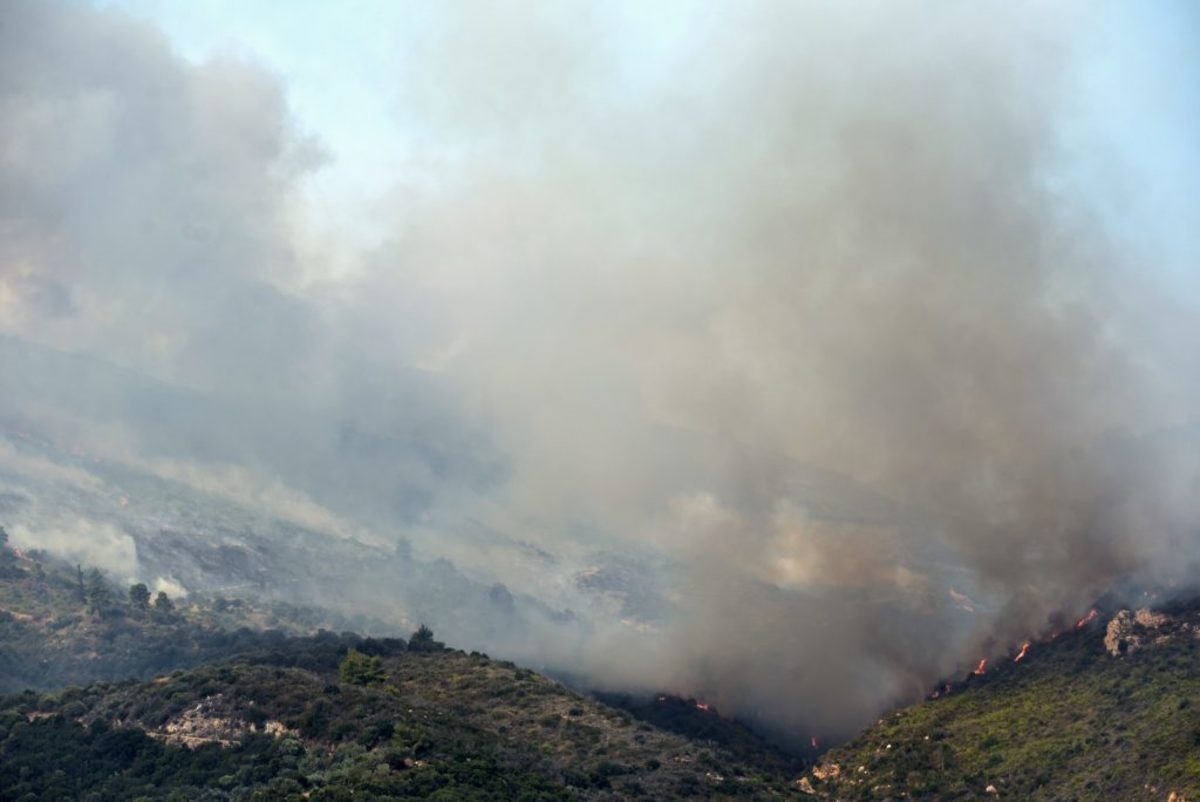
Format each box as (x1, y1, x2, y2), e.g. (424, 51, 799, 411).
(805, 602, 1200, 801)
(0, 538, 809, 800)
(0, 648, 809, 800)
(0, 542, 395, 693)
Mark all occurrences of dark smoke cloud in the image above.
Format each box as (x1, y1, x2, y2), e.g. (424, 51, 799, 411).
(2, 0, 1198, 740)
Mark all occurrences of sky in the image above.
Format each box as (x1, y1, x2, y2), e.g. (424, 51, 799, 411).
(97, 0, 1199, 289)
(3, 0, 1200, 741)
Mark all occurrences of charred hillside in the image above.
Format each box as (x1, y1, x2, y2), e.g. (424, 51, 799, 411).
(0, 537, 400, 694)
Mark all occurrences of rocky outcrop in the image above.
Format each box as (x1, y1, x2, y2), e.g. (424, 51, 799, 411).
(149, 695, 294, 748)
(1106, 608, 1181, 657)
(1105, 610, 1136, 656)
(1135, 608, 1169, 628)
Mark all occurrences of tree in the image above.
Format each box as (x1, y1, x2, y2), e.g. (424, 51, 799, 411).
(408, 624, 444, 652)
(129, 583, 151, 610)
(85, 568, 112, 617)
(0, 526, 15, 574)
(76, 565, 87, 602)
(339, 649, 386, 686)
(153, 591, 175, 617)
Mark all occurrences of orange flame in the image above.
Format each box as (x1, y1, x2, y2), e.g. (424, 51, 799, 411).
(1076, 608, 1099, 628)
(1014, 642, 1030, 663)
(971, 658, 987, 676)
(695, 702, 711, 712)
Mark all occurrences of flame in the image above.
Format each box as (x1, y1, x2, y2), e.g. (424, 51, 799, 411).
(810, 736, 820, 749)
(695, 701, 711, 712)
(1076, 608, 1099, 628)
(971, 658, 987, 676)
(1013, 642, 1030, 662)
(656, 695, 667, 703)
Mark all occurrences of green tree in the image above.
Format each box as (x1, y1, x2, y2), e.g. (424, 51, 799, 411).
(129, 583, 151, 610)
(76, 564, 87, 602)
(0, 526, 15, 573)
(408, 624, 444, 652)
(340, 649, 387, 686)
(85, 568, 112, 616)
(153, 590, 175, 617)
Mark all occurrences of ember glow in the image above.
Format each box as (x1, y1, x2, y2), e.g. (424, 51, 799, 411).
(695, 702, 712, 713)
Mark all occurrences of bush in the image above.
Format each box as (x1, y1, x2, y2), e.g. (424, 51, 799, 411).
(339, 650, 386, 687)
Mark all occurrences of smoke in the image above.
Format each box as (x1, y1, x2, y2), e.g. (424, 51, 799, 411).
(2, 0, 1199, 740)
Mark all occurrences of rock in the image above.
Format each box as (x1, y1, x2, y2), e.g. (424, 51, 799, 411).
(1135, 608, 1168, 628)
(812, 762, 842, 781)
(262, 720, 291, 737)
(796, 777, 817, 794)
(1105, 610, 1138, 657)
(1106, 608, 1176, 656)
(150, 694, 291, 747)
(985, 783, 999, 795)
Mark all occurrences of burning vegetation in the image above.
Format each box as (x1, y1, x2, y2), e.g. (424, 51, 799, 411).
(805, 598, 1200, 801)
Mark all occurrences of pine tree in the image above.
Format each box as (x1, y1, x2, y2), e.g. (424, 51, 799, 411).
(0, 526, 14, 572)
(153, 590, 175, 617)
(408, 624, 444, 652)
(129, 583, 151, 610)
(85, 568, 111, 616)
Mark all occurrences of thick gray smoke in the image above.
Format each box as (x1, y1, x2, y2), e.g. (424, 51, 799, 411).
(2, 0, 1198, 739)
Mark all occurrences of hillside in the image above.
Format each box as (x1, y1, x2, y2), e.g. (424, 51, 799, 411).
(13, 527, 1200, 801)
(0, 533, 810, 800)
(803, 601, 1200, 801)
(0, 648, 811, 800)
(0, 538, 396, 693)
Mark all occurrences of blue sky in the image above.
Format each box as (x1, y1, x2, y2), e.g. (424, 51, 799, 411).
(1074, 2, 1200, 291)
(91, 2, 1196, 291)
